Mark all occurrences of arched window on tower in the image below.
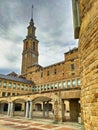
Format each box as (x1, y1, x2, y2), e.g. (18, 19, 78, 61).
(25, 42, 28, 50)
(33, 42, 35, 51)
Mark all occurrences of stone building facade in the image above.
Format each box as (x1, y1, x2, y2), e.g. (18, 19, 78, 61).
(1, 1, 97, 128)
(0, 8, 81, 123)
(0, 74, 33, 97)
(73, 0, 98, 130)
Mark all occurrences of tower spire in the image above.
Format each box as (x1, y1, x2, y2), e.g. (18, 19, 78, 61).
(31, 5, 33, 20)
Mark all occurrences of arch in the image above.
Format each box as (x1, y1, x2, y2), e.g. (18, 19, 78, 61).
(0, 100, 8, 104)
(32, 96, 52, 103)
(13, 98, 26, 103)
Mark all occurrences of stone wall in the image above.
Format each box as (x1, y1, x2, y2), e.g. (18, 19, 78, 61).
(25, 50, 80, 86)
(78, 0, 98, 130)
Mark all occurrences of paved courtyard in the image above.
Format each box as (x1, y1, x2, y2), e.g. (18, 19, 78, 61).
(0, 115, 84, 130)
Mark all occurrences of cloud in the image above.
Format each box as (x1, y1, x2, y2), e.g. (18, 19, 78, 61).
(0, 0, 78, 74)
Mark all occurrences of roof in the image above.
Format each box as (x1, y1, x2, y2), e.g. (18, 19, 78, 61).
(7, 72, 18, 77)
(0, 74, 33, 84)
(64, 47, 78, 54)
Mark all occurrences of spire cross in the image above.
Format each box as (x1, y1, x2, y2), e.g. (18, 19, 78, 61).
(31, 5, 34, 19)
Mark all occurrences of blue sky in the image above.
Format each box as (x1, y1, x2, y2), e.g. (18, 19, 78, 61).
(0, 0, 78, 74)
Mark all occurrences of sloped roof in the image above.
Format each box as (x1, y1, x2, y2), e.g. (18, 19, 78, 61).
(0, 74, 33, 84)
(7, 72, 18, 76)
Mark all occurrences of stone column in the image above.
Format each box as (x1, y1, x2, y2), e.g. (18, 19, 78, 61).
(7, 102, 11, 116)
(54, 92, 65, 123)
(10, 102, 14, 117)
(29, 101, 33, 119)
(25, 101, 29, 118)
(24, 102, 26, 116)
(43, 101, 45, 118)
(46, 102, 49, 117)
(61, 99, 66, 121)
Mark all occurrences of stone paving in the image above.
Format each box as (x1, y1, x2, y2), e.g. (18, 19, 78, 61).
(0, 115, 85, 130)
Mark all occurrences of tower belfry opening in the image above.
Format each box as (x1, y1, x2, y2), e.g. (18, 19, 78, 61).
(21, 5, 39, 75)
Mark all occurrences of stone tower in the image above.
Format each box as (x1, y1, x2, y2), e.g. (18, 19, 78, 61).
(72, 0, 98, 130)
(21, 6, 39, 75)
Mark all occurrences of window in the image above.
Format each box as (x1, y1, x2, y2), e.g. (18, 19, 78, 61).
(25, 85, 28, 91)
(41, 72, 43, 78)
(7, 92, 10, 96)
(58, 82, 62, 89)
(67, 80, 70, 87)
(33, 42, 35, 51)
(8, 82, 12, 88)
(32, 87, 35, 92)
(2, 92, 6, 97)
(44, 85, 46, 90)
(51, 84, 54, 89)
(41, 85, 43, 91)
(47, 71, 50, 76)
(72, 73, 75, 76)
(54, 83, 58, 89)
(3, 81, 7, 88)
(63, 82, 66, 88)
(77, 79, 81, 86)
(25, 42, 28, 49)
(12, 93, 15, 96)
(21, 85, 24, 90)
(47, 84, 50, 90)
(18, 84, 20, 90)
(71, 64, 75, 70)
(38, 86, 41, 91)
(72, 80, 76, 87)
(13, 83, 16, 89)
(54, 68, 57, 74)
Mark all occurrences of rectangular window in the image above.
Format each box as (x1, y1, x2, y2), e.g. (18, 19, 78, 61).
(47, 71, 50, 76)
(54, 68, 57, 74)
(72, 73, 75, 76)
(2, 92, 6, 97)
(51, 84, 54, 89)
(77, 79, 81, 86)
(12, 93, 15, 96)
(44, 85, 46, 90)
(21, 85, 24, 90)
(47, 84, 50, 90)
(72, 80, 76, 87)
(17, 84, 20, 90)
(13, 83, 16, 89)
(41, 85, 43, 91)
(71, 64, 75, 70)
(8, 82, 12, 88)
(32, 87, 35, 92)
(38, 86, 41, 91)
(63, 82, 66, 88)
(3, 81, 7, 88)
(25, 85, 28, 91)
(67, 80, 70, 87)
(54, 83, 58, 89)
(41, 72, 43, 78)
(7, 92, 10, 96)
(58, 82, 62, 89)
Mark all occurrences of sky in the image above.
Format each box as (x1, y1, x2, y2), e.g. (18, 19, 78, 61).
(0, 0, 78, 75)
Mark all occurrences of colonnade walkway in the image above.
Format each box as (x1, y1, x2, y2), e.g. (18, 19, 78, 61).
(0, 114, 84, 130)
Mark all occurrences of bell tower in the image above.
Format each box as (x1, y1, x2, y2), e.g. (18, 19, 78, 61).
(21, 5, 39, 74)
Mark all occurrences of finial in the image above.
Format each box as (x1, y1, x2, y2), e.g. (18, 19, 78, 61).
(31, 5, 34, 19)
